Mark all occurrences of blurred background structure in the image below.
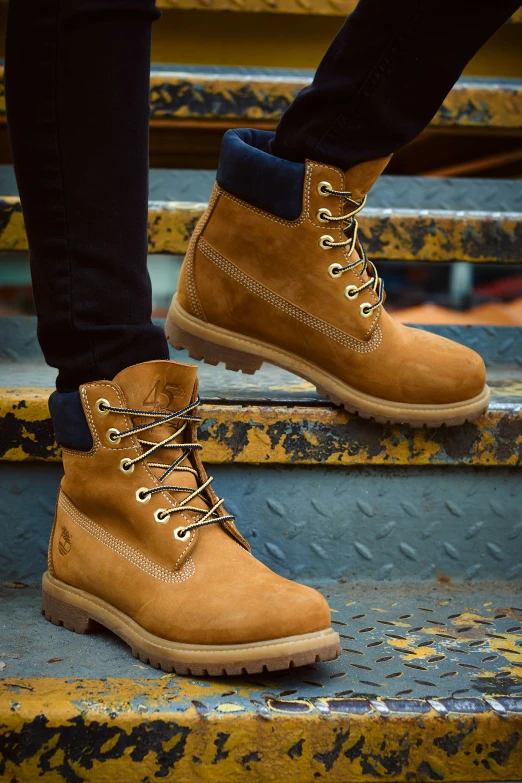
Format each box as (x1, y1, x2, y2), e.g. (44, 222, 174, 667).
(0, 0, 521, 320)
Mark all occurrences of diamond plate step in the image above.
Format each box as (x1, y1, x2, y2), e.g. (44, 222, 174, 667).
(1, 166, 522, 262)
(1, 0, 521, 18)
(0, 62, 521, 128)
(1, 582, 521, 782)
(1, 314, 522, 468)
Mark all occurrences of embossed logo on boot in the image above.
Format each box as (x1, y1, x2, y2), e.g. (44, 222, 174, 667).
(143, 380, 184, 410)
(58, 526, 72, 556)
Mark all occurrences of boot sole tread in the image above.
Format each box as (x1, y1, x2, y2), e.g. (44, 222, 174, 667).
(42, 572, 340, 676)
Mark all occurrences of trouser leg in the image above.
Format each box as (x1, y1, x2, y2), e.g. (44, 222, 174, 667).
(272, 0, 521, 170)
(5, 0, 169, 392)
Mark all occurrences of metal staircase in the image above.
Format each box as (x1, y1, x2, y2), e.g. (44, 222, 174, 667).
(0, 3, 521, 780)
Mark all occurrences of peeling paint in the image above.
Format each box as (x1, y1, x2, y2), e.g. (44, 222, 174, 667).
(1, 678, 521, 782)
(4, 196, 522, 262)
(1, 387, 521, 465)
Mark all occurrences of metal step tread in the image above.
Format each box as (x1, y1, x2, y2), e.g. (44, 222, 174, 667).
(1, 356, 521, 467)
(1, 581, 521, 781)
(2, 167, 522, 262)
(0, 63, 521, 128)
(155, 0, 522, 22)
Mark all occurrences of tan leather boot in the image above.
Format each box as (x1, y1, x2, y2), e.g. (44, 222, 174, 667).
(166, 129, 489, 427)
(42, 359, 339, 675)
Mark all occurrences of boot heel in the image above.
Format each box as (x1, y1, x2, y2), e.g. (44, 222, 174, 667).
(42, 590, 99, 634)
(167, 319, 263, 375)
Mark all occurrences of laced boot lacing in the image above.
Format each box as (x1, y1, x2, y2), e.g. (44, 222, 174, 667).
(317, 182, 384, 318)
(96, 397, 234, 541)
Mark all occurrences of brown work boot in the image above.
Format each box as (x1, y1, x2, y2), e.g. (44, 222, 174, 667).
(166, 129, 489, 427)
(43, 359, 339, 675)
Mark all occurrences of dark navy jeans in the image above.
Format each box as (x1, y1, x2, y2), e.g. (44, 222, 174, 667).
(272, 0, 521, 169)
(5, 0, 520, 391)
(5, 0, 169, 392)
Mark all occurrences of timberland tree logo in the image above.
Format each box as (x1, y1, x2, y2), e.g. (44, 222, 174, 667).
(58, 526, 72, 556)
(143, 380, 184, 410)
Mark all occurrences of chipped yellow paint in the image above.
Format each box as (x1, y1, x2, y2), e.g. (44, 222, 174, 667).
(216, 702, 246, 712)
(0, 388, 51, 423)
(148, 200, 206, 255)
(1, 678, 521, 782)
(2, 390, 521, 467)
(156, 0, 360, 14)
(386, 610, 522, 672)
(0, 197, 28, 251)
(3, 196, 522, 263)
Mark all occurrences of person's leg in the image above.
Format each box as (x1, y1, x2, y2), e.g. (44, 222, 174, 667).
(6, 1, 338, 675)
(271, 0, 521, 170)
(5, 0, 169, 393)
(167, 0, 512, 425)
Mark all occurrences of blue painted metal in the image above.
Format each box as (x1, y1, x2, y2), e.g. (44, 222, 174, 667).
(1, 462, 522, 585)
(1, 316, 522, 368)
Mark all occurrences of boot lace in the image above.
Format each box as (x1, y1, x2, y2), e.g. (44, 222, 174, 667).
(100, 397, 234, 541)
(318, 184, 384, 318)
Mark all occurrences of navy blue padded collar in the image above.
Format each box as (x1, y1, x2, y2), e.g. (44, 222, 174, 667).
(216, 129, 305, 221)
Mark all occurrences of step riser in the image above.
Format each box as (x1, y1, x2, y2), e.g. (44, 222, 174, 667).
(2, 679, 521, 783)
(1, 65, 521, 130)
(3, 198, 522, 261)
(1, 462, 520, 584)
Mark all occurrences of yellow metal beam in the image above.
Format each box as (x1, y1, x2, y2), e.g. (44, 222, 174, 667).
(1, 384, 521, 466)
(1, 677, 521, 782)
(2, 197, 521, 262)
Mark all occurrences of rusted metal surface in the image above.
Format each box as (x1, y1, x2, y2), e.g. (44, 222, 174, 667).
(0, 0, 520, 17)
(148, 69, 522, 129)
(156, 0, 360, 13)
(158, 0, 522, 22)
(1, 583, 521, 781)
(1, 64, 521, 130)
(1, 379, 521, 465)
(2, 197, 522, 261)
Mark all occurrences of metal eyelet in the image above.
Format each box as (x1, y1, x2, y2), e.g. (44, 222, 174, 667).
(319, 235, 335, 250)
(317, 181, 332, 196)
(360, 303, 373, 318)
(106, 428, 121, 445)
(174, 526, 190, 541)
(120, 458, 135, 474)
(317, 208, 332, 223)
(344, 285, 360, 300)
(95, 398, 110, 416)
(154, 509, 168, 524)
(328, 263, 343, 278)
(136, 487, 151, 504)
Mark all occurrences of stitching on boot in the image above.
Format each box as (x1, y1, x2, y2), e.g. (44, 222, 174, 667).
(199, 238, 382, 354)
(65, 385, 198, 544)
(58, 491, 196, 583)
(185, 185, 221, 320)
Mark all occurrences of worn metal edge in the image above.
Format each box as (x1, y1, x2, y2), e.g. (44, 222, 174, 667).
(157, 0, 522, 25)
(1, 0, 521, 19)
(2, 197, 522, 262)
(1, 388, 521, 466)
(0, 678, 521, 782)
(1, 65, 521, 129)
(147, 71, 522, 130)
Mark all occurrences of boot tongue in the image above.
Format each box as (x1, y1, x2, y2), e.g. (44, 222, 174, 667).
(343, 155, 391, 202)
(113, 360, 197, 414)
(113, 360, 207, 510)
